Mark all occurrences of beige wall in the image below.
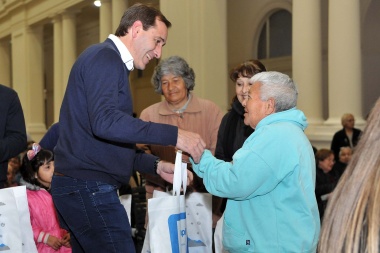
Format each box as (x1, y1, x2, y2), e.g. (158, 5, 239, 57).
(161, 0, 228, 112)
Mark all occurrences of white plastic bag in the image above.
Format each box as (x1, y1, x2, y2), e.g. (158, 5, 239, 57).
(185, 192, 212, 253)
(142, 151, 212, 253)
(142, 151, 188, 253)
(214, 213, 228, 253)
(0, 186, 38, 253)
(119, 194, 132, 225)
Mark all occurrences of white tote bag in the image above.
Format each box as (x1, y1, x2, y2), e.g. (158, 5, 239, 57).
(142, 151, 213, 253)
(142, 151, 188, 253)
(147, 191, 213, 253)
(0, 185, 38, 253)
(119, 194, 132, 225)
(185, 192, 212, 253)
(214, 213, 228, 253)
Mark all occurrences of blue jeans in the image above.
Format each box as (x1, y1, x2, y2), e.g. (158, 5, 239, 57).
(51, 175, 135, 253)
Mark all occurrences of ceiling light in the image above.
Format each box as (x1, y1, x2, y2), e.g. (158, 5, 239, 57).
(94, 0, 101, 7)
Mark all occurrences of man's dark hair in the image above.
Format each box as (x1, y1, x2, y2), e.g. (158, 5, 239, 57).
(115, 3, 171, 36)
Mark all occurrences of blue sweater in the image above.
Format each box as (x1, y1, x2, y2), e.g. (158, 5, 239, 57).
(192, 108, 320, 252)
(40, 122, 59, 151)
(55, 39, 178, 187)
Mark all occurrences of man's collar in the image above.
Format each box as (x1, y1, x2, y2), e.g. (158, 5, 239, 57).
(108, 34, 134, 71)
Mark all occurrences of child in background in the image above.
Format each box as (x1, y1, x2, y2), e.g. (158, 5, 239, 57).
(8, 155, 22, 185)
(20, 143, 71, 253)
(5, 163, 18, 187)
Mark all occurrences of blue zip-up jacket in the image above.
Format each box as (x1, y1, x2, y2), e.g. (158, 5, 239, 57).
(55, 39, 177, 187)
(192, 108, 320, 252)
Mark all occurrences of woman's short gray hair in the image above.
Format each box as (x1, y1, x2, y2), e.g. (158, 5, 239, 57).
(250, 71, 298, 112)
(151, 56, 195, 94)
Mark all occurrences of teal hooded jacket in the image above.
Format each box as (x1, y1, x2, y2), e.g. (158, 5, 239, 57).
(191, 108, 320, 252)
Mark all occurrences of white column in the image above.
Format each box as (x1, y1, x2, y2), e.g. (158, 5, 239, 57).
(292, 0, 323, 125)
(0, 39, 11, 86)
(327, 0, 364, 125)
(11, 29, 28, 120)
(61, 11, 77, 96)
(160, 0, 228, 112)
(12, 26, 46, 141)
(112, 0, 128, 32)
(26, 25, 46, 140)
(53, 15, 63, 122)
(99, 0, 112, 41)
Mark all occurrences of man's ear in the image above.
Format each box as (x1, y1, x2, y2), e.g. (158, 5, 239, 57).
(131, 20, 143, 38)
(265, 98, 275, 115)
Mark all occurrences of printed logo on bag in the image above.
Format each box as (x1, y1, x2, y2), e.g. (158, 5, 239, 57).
(168, 212, 187, 253)
(0, 244, 11, 251)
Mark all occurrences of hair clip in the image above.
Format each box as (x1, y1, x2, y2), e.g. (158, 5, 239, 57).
(27, 143, 41, 161)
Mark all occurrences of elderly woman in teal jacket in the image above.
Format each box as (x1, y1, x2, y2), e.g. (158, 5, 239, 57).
(191, 71, 320, 253)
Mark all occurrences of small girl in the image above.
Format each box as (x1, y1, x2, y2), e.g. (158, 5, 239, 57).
(20, 143, 71, 253)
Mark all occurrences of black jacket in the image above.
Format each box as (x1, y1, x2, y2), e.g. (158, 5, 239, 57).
(315, 167, 340, 219)
(330, 128, 361, 159)
(215, 99, 254, 162)
(0, 84, 27, 187)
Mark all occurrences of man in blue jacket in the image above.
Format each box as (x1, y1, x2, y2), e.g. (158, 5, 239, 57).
(191, 71, 320, 252)
(50, 4, 205, 253)
(0, 84, 27, 189)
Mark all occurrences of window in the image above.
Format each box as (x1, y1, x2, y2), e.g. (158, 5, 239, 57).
(258, 10, 292, 59)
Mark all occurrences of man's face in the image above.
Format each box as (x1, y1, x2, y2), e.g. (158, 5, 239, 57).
(133, 18, 168, 70)
(242, 82, 273, 129)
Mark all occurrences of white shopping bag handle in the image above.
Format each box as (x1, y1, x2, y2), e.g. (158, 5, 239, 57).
(181, 161, 187, 195)
(173, 150, 188, 196)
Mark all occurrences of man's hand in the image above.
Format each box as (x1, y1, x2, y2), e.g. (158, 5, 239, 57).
(156, 160, 193, 186)
(176, 129, 206, 163)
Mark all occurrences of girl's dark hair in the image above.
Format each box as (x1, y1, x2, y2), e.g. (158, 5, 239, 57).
(20, 148, 54, 189)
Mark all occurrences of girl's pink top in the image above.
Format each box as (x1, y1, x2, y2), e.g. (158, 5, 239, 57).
(27, 189, 71, 253)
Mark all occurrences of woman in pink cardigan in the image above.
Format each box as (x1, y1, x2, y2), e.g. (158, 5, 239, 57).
(138, 56, 224, 229)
